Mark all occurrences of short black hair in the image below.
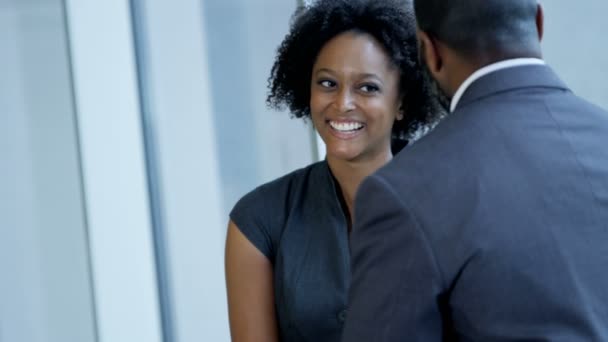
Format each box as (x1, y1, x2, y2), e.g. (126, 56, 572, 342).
(267, 0, 442, 146)
(415, 0, 539, 58)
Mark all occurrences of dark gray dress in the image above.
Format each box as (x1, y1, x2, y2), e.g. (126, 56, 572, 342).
(230, 160, 350, 342)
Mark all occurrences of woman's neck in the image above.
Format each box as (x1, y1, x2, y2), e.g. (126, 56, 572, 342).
(327, 149, 393, 222)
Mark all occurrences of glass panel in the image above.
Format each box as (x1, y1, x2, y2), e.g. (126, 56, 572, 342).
(129, 0, 314, 340)
(203, 0, 314, 217)
(0, 1, 97, 341)
(543, 0, 608, 109)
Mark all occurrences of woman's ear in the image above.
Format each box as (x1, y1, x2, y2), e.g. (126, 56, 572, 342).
(396, 99, 406, 121)
(396, 108, 404, 121)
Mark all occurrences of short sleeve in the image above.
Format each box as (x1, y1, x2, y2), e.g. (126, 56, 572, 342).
(229, 187, 276, 262)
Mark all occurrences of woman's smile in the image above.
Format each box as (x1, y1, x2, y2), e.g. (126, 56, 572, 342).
(327, 119, 366, 139)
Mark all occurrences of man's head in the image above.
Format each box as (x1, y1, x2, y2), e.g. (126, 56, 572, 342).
(414, 0, 544, 98)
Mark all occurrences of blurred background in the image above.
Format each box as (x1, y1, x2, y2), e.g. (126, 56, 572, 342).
(0, 0, 606, 341)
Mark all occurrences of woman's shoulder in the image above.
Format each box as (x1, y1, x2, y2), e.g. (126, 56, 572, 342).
(235, 160, 328, 210)
(229, 160, 328, 261)
(261, 160, 327, 193)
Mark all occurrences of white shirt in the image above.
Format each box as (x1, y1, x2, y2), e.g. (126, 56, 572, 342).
(450, 58, 546, 112)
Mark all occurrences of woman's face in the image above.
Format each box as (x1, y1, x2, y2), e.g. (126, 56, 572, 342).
(310, 30, 402, 163)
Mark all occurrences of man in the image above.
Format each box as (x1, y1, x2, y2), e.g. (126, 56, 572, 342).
(342, 0, 608, 340)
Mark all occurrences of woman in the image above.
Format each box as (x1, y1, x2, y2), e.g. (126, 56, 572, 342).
(225, 0, 441, 341)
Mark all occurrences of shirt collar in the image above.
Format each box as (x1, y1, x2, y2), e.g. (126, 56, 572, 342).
(450, 58, 546, 112)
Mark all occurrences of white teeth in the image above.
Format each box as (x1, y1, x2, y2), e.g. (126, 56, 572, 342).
(329, 121, 363, 132)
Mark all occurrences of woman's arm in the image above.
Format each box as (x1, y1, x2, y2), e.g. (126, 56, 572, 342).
(225, 220, 279, 342)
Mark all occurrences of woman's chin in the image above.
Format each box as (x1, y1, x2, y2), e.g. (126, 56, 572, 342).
(326, 147, 362, 162)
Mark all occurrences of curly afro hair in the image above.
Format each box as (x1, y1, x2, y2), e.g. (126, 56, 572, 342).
(267, 0, 443, 147)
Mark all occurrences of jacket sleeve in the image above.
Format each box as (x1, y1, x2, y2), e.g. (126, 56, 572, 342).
(342, 174, 446, 341)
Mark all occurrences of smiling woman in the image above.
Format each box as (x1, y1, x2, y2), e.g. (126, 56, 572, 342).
(224, 1, 442, 341)
(1, 0, 605, 341)
(310, 31, 403, 165)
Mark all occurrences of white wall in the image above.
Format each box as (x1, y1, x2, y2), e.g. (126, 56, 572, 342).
(133, 1, 313, 341)
(65, 0, 163, 341)
(131, 1, 228, 340)
(0, 2, 96, 342)
(542, 0, 608, 110)
(202, 0, 313, 218)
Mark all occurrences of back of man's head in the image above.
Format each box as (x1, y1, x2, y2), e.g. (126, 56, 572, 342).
(415, 0, 541, 61)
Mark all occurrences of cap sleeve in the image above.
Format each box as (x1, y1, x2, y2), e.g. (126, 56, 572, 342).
(229, 186, 276, 262)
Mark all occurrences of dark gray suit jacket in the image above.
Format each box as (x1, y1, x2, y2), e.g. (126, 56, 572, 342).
(343, 65, 608, 341)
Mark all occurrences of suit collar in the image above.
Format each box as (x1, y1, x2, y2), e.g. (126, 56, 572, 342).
(452, 63, 570, 112)
(450, 58, 545, 112)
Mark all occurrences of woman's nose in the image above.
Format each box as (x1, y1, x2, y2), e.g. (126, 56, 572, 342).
(334, 88, 356, 113)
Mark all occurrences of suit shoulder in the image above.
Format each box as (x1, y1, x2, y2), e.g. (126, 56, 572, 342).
(377, 119, 472, 184)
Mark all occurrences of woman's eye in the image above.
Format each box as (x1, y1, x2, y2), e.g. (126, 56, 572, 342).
(318, 80, 336, 88)
(360, 84, 380, 93)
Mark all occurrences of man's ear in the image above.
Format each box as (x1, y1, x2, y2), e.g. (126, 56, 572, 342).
(418, 30, 443, 76)
(536, 3, 544, 41)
